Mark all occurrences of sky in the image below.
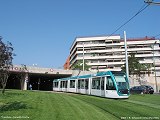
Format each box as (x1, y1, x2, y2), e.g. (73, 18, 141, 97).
(0, 0, 160, 68)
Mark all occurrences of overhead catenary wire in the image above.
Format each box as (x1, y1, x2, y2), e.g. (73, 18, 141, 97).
(144, 0, 160, 5)
(106, 3, 150, 39)
(153, 33, 160, 38)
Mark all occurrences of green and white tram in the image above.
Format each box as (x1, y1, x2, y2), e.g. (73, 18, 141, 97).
(53, 71, 130, 99)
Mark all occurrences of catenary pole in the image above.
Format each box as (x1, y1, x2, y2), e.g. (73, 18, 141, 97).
(83, 42, 84, 71)
(124, 31, 129, 78)
(153, 41, 158, 92)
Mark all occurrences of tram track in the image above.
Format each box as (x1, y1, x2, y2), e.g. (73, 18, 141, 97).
(69, 94, 160, 119)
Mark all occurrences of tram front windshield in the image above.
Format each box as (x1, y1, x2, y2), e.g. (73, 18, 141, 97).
(114, 75, 129, 90)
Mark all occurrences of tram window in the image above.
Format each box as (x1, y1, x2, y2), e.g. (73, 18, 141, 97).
(60, 81, 64, 88)
(92, 80, 95, 89)
(60, 81, 62, 88)
(63, 81, 65, 88)
(54, 82, 58, 88)
(85, 79, 89, 89)
(70, 80, 75, 88)
(78, 79, 85, 89)
(106, 77, 116, 90)
(92, 77, 100, 90)
(65, 81, 68, 88)
(62, 81, 64, 88)
(62, 81, 65, 88)
(101, 77, 104, 90)
(78, 80, 80, 89)
(80, 80, 84, 89)
(60, 81, 67, 88)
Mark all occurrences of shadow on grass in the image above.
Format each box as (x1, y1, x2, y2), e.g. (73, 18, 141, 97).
(0, 90, 26, 98)
(0, 101, 28, 112)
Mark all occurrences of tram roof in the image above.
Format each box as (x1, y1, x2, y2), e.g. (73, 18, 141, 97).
(53, 71, 126, 82)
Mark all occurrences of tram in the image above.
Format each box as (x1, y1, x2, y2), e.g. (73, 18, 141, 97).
(53, 71, 130, 98)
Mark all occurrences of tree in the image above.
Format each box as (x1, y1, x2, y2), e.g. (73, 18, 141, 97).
(144, 63, 153, 77)
(0, 36, 14, 94)
(71, 60, 90, 71)
(121, 53, 139, 74)
(121, 53, 152, 85)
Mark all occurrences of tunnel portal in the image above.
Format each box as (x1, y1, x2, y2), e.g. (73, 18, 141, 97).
(6, 72, 71, 91)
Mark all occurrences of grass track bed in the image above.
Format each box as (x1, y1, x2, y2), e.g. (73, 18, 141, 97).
(0, 90, 160, 120)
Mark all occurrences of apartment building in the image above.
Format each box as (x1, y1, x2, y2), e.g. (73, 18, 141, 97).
(70, 35, 160, 71)
(69, 35, 160, 90)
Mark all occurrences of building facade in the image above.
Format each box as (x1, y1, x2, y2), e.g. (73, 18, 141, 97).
(63, 56, 70, 70)
(70, 35, 160, 91)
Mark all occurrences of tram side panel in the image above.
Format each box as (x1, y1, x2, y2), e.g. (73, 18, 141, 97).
(89, 75, 120, 98)
(58, 81, 67, 92)
(84, 79, 89, 95)
(105, 76, 118, 98)
(67, 80, 70, 92)
(76, 79, 90, 95)
(88, 78, 91, 95)
(53, 81, 60, 91)
(105, 74, 129, 99)
(90, 77, 105, 97)
(100, 77, 105, 97)
(77, 79, 84, 94)
(68, 80, 77, 93)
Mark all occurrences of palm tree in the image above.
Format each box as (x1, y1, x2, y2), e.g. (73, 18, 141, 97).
(121, 53, 152, 85)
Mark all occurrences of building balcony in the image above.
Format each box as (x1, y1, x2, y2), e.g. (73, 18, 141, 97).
(127, 47, 153, 52)
(91, 68, 121, 72)
(76, 49, 124, 54)
(88, 61, 124, 66)
(140, 60, 160, 64)
(135, 54, 156, 58)
(77, 43, 106, 48)
(76, 55, 125, 60)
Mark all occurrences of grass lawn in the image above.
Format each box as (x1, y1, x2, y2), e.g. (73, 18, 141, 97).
(0, 90, 160, 120)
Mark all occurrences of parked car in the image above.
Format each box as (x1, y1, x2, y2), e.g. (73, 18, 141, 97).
(130, 86, 147, 94)
(130, 85, 154, 94)
(141, 85, 154, 94)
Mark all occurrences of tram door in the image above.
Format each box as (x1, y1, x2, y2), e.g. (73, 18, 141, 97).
(101, 77, 105, 97)
(85, 79, 89, 94)
(77, 80, 81, 93)
(105, 76, 117, 98)
(77, 79, 89, 94)
(60, 81, 68, 92)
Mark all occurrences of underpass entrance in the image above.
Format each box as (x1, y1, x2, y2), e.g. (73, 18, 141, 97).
(6, 73, 21, 89)
(5, 72, 71, 91)
(29, 73, 71, 91)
